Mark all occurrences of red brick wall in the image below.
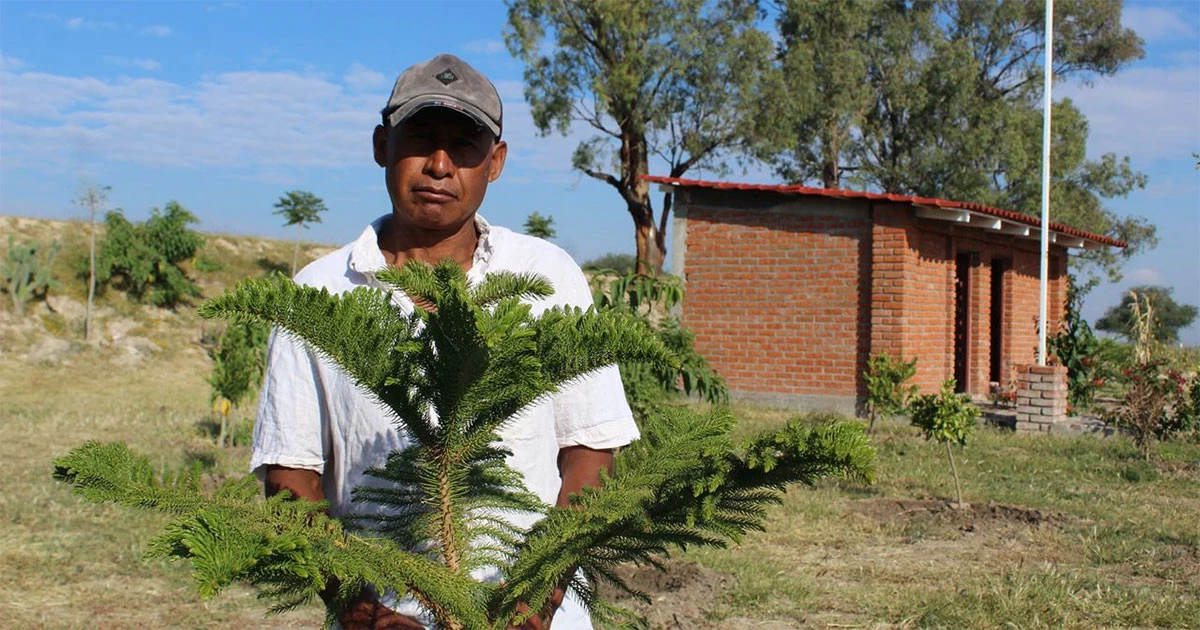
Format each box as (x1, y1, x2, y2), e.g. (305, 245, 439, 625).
(682, 194, 870, 401)
(678, 190, 1070, 407)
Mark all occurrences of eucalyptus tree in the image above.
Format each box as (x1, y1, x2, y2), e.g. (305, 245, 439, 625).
(505, 0, 775, 275)
(767, 0, 1152, 283)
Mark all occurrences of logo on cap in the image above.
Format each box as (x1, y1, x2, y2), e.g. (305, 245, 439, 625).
(435, 69, 458, 86)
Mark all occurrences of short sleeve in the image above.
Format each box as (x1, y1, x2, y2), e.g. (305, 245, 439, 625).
(546, 253, 640, 449)
(250, 328, 329, 480)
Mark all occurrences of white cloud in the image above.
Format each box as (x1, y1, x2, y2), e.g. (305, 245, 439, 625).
(1123, 6, 1197, 42)
(0, 55, 24, 71)
(104, 56, 162, 71)
(1059, 64, 1200, 162)
(1125, 267, 1164, 285)
(344, 63, 387, 92)
(464, 39, 505, 55)
(141, 24, 172, 37)
(0, 65, 590, 185)
(64, 16, 118, 31)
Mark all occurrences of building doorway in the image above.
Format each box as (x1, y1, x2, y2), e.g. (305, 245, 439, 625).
(953, 252, 977, 393)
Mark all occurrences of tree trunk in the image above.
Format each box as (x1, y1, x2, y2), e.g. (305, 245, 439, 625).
(618, 122, 666, 276)
(633, 220, 666, 276)
(945, 441, 964, 507)
(85, 195, 97, 342)
(291, 223, 301, 277)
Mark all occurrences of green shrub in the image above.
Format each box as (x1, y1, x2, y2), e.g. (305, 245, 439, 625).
(2, 236, 60, 315)
(591, 270, 727, 419)
(1105, 359, 1199, 460)
(909, 379, 979, 506)
(94, 202, 205, 308)
(193, 256, 226, 273)
(1048, 275, 1101, 412)
(863, 352, 918, 432)
(204, 320, 268, 447)
(582, 252, 636, 275)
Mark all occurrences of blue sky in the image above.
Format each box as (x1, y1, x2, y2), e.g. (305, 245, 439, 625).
(1, 1, 1198, 343)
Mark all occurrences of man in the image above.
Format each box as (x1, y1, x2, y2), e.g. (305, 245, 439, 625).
(251, 54, 637, 629)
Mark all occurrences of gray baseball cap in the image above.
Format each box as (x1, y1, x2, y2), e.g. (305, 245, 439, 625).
(383, 53, 502, 139)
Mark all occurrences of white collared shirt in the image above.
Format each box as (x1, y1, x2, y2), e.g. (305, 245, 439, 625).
(250, 214, 635, 628)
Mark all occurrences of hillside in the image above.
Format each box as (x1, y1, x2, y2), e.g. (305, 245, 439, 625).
(0, 214, 337, 364)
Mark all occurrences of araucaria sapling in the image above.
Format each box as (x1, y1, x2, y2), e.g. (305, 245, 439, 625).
(54, 261, 876, 628)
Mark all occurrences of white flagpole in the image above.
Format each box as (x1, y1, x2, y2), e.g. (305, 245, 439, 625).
(1037, 0, 1054, 367)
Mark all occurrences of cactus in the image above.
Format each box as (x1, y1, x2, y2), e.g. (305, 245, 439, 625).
(2, 236, 61, 315)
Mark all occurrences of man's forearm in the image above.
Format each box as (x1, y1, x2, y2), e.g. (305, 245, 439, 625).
(263, 465, 325, 502)
(555, 445, 614, 508)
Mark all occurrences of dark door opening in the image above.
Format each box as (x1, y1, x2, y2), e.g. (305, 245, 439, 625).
(989, 259, 1008, 384)
(953, 252, 976, 393)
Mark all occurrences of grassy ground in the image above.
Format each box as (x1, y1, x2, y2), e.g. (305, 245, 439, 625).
(2, 215, 1197, 628)
(680, 407, 1200, 629)
(4, 349, 1196, 628)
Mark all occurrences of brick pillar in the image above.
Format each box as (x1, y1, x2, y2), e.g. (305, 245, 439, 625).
(1014, 364, 1068, 432)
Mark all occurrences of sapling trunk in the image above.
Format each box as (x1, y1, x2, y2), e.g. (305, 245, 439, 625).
(291, 223, 301, 277)
(945, 441, 964, 507)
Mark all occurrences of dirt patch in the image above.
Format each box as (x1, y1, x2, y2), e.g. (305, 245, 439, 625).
(598, 558, 736, 629)
(851, 498, 1075, 533)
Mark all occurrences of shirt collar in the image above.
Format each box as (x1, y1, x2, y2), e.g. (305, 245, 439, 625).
(349, 214, 495, 285)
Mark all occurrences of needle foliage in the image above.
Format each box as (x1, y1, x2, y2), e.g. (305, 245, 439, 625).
(54, 260, 875, 629)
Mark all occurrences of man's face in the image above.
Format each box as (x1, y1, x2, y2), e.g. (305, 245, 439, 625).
(373, 107, 507, 233)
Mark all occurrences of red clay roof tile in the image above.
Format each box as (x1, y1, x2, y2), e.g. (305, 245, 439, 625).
(643, 175, 1127, 248)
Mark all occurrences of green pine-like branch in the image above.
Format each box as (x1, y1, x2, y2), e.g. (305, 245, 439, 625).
(55, 260, 876, 629)
(494, 408, 875, 623)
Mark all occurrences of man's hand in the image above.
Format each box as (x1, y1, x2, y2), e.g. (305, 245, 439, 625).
(507, 586, 565, 630)
(265, 466, 425, 629)
(338, 593, 427, 630)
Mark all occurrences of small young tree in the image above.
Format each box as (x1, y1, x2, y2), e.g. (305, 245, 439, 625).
(54, 261, 874, 628)
(2, 236, 60, 315)
(522, 212, 556, 240)
(75, 184, 110, 340)
(95, 203, 205, 309)
(909, 379, 979, 508)
(273, 190, 328, 276)
(863, 352, 918, 433)
(205, 321, 268, 447)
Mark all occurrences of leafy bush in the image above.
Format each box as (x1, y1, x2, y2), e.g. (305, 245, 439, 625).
(863, 352, 918, 432)
(1048, 275, 1102, 411)
(591, 270, 727, 419)
(53, 261, 875, 628)
(1104, 360, 1198, 460)
(94, 202, 205, 308)
(2, 236, 60, 315)
(582, 252, 636, 275)
(193, 256, 226, 273)
(909, 379, 979, 506)
(204, 320, 268, 447)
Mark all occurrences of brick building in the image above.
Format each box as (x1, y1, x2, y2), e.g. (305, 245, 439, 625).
(645, 176, 1126, 415)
